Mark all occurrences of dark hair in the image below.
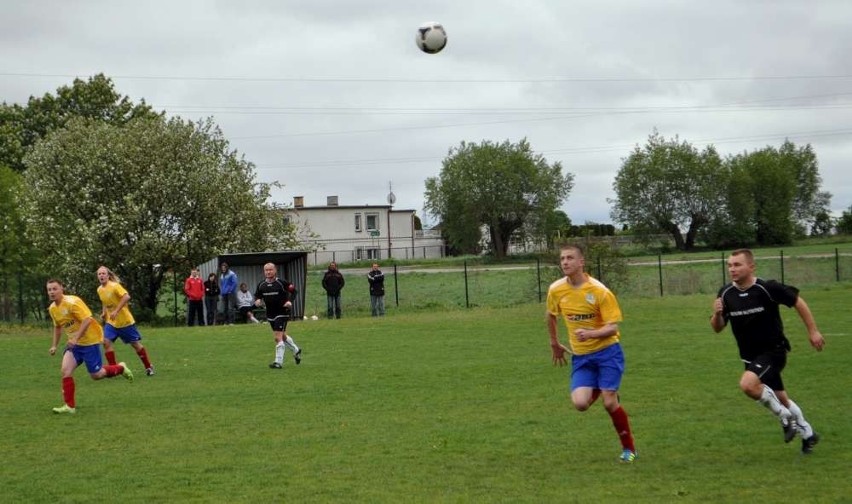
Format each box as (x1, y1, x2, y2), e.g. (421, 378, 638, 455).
(46, 278, 64, 287)
(731, 248, 754, 263)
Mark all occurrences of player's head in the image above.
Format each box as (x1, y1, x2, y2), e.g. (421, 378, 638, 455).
(263, 262, 276, 279)
(558, 244, 585, 277)
(372, 263, 379, 270)
(727, 249, 756, 284)
(46, 279, 65, 301)
(96, 266, 120, 286)
(220, 262, 229, 272)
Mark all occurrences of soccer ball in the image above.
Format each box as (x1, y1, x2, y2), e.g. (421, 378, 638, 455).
(416, 22, 447, 54)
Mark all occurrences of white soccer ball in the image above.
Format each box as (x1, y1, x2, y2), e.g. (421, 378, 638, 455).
(303, 315, 308, 320)
(416, 22, 447, 54)
(310, 315, 319, 321)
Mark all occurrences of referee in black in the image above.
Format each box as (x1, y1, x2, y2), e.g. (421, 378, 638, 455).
(710, 249, 825, 454)
(255, 262, 303, 369)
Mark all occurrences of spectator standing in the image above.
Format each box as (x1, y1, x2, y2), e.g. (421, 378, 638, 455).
(203, 273, 220, 326)
(184, 268, 205, 326)
(219, 262, 238, 325)
(367, 262, 385, 317)
(321, 261, 345, 319)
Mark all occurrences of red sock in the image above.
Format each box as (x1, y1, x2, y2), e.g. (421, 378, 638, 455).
(136, 347, 152, 369)
(104, 349, 117, 365)
(62, 376, 76, 408)
(104, 364, 123, 377)
(609, 406, 635, 452)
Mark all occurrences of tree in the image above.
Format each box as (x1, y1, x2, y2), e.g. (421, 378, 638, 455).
(424, 139, 573, 258)
(777, 141, 832, 237)
(22, 116, 297, 318)
(610, 131, 725, 251)
(0, 73, 159, 172)
(836, 205, 852, 235)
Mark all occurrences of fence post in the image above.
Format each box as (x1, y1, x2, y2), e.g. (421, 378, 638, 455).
(721, 252, 726, 287)
(173, 269, 179, 327)
(393, 264, 399, 307)
(464, 260, 470, 309)
(536, 258, 542, 303)
(780, 250, 785, 285)
(658, 254, 664, 297)
(18, 267, 24, 324)
(836, 248, 840, 282)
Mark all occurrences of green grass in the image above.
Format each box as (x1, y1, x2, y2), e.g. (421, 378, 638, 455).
(2, 284, 851, 503)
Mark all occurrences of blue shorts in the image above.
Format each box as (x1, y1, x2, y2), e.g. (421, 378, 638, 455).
(570, 343, 625, 392)
(66, 344, 104, 374)
(104, 324, 142, 344)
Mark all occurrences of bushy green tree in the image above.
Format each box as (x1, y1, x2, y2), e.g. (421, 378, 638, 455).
(425, 139, 573, 258)
(22, 116, 296, 317)
(836, 205, 852, 235)
(0, 74, 159, 172)
(610, 131, 725, 250)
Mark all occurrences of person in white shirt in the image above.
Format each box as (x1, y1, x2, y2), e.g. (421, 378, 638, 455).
(236, 282, 261, 323)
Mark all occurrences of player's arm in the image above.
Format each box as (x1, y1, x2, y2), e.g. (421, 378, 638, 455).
(575, 322, 619, 341)
(546, 312, 568, 366)
(710, 297, 726, 333)
(793, 296, 825, 351)
(49, 325, 62, 355)
(110, 293, 131, 319)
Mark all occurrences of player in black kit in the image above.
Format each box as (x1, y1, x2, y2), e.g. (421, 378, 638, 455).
(254, 262, 303, 369)
(710, 249, 825, 454)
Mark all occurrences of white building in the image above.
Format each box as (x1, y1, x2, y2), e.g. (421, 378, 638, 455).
(284, 196, 445, 266)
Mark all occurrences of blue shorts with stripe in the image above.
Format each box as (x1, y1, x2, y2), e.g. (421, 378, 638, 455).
(570, 342, 625, 392)
(104, 323, 142, 344)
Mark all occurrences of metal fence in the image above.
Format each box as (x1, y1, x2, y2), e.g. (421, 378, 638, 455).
(3, 248, 850, 325)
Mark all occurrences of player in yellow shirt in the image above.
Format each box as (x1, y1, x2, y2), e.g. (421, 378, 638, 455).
(47, 279, 133, 414)
(546, 244, 637, 462)
(97, 266, 155, 376)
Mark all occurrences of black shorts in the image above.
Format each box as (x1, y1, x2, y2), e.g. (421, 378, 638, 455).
(743, 350, 787, 391)
(267, 314, 289, 332)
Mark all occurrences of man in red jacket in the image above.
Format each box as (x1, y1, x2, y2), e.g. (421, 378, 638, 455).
(184, 268, 205, 326)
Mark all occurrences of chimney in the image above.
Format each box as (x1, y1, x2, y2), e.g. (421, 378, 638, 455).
(327, 195, 339, 206)
(294, 196, 304, 208)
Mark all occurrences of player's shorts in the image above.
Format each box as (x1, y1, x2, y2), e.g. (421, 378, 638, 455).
(267, 314, 289, 332)
(66, 344, 104, 374)
(104, 323, 143, 344)
(570, 343, 625, 392)
(743, 349, 787, 391)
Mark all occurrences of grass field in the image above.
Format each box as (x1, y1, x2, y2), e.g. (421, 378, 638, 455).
(2, 284, 851, 503)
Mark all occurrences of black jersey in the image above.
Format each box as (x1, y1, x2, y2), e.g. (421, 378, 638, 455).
(254, 278, 294, 318)
(717, 278, 799, 361)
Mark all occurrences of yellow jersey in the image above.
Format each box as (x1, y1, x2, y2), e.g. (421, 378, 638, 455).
(97, 281, 135, 328)
(546, 274, 623, 355)
(48, 295, 104, 346)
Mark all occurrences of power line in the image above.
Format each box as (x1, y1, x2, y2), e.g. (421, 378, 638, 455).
(4, 71, 852, 84)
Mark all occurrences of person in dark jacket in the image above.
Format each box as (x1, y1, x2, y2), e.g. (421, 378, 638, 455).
(321, 261, 345, 319)
(203, 273, 220, 326)
(367, 262, 385, 317)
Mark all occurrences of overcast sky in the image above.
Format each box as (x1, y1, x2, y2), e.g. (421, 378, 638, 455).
(3, 1, 851, 226)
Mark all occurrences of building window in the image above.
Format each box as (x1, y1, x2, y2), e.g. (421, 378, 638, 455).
(366, 212, 379, 231)
(367, 248, 379, 260)
(355, 213, 362, 232)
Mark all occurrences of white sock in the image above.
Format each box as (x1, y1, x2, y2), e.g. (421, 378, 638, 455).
(787, 399, 814, 438)
(284, 335, 300, 354)
(275, 341, 285, 364)
(758, 385, 792, 422)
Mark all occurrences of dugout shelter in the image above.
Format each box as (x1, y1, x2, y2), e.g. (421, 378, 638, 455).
(198, 251, 308, 321)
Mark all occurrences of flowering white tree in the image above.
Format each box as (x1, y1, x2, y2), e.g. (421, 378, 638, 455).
(22, 116, 296, 317)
